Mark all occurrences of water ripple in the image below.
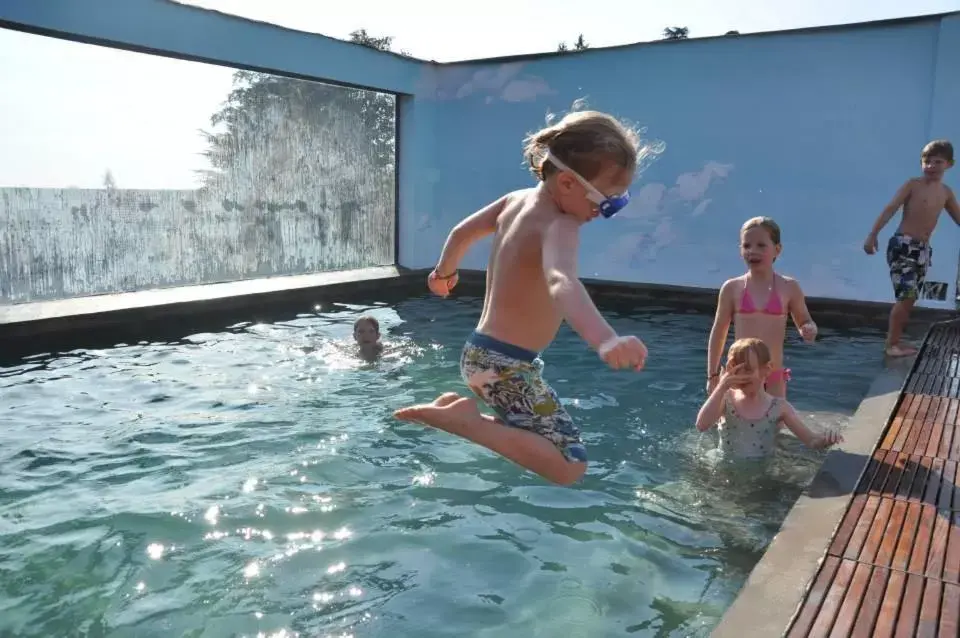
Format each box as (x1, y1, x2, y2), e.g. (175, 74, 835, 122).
(0, 296, 885, 636)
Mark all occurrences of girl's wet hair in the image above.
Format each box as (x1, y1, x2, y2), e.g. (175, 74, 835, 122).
(523, 109, 661, 182)
(727, 337, 772, 368)
(740, 216, 781, 245)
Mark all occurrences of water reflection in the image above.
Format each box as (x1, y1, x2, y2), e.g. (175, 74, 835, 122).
(0, 297, 887, 636)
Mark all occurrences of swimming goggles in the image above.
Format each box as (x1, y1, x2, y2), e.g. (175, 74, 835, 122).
(544, 151, 631, 218)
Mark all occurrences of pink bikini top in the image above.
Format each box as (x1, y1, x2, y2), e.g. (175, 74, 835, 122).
(738, 276, 785, 316)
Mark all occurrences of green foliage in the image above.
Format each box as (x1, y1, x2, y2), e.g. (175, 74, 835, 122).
(197, 32, 397, 191)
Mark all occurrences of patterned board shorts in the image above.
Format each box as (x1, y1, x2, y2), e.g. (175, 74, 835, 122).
(459, 331, 587, 463)
(886, 232, 932, 301)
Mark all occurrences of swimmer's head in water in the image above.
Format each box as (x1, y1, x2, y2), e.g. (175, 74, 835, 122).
(353, 315, 380, 345)
(523, 110, 661, 222)
(726, 337, 772, 390)
(740, 216, 782, 268)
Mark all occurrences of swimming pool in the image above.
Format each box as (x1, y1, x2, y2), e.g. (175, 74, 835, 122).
(0, 293, 887, 637)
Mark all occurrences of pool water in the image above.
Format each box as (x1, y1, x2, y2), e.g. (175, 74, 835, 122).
(0, 295, 887, 637)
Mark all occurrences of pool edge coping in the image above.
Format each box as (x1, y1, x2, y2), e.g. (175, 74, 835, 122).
(709, 352, 921, 637)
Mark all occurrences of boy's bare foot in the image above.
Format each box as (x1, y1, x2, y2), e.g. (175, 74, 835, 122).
(393, 392, 484, 434)
(885, 343, 918, 357)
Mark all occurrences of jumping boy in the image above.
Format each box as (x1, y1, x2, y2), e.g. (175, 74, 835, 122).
(864, 139, 960, 357)
(393, 110, 655, 486)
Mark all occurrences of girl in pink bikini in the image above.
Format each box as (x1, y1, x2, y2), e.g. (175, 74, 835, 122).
(706, 216, 818, 399)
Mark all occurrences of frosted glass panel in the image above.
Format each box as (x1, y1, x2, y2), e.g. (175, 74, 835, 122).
(0, 29, 395, 303)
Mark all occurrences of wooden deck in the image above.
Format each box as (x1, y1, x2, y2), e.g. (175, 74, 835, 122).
(786, 322, 960, 637)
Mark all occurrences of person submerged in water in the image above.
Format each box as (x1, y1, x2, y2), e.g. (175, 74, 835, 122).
(696, 337, 843, 460)
(353, 315, 384, 362)
(393, 110, 655, 486)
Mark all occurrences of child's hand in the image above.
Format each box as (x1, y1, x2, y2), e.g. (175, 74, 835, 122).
(718, 364, 753, 390)
(813, 430, 844, 449)
(706, 375, 719, 394)
(428, 269, 458, 297)
(799, 321, 818, 343)
(863, 233, 878, 255)
(598, 335, 647, 371)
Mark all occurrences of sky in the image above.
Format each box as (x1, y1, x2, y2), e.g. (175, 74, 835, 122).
(0, 0, 957, 189)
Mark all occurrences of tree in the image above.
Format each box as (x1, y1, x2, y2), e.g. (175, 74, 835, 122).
(556, 33, 590, 52)
(196, 29, 398, 192)
(662, 27, 689, 40)
(102, 169, 116, 190)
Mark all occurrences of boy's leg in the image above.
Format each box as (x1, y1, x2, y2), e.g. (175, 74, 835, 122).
(394, 340, 587, 486)
(393, 393, 585, 485)
(885, 235, 928, 357)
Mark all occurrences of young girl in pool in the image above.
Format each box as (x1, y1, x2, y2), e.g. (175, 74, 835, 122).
(706, 216, 817, 399)
(696, 337, 842, 459)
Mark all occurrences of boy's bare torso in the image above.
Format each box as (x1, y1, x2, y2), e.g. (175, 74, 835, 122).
(475, 188, 566, 353)
(897, 178, 954, 240)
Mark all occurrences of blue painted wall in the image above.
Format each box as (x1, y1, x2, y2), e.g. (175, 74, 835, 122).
(1, 1, 958, 306)
(407, 15, 960, 308)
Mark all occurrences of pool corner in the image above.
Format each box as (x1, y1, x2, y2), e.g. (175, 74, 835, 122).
(710, 360, 913, 638)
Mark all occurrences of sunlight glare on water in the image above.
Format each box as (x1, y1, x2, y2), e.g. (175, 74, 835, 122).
(0, 295, 886, 636)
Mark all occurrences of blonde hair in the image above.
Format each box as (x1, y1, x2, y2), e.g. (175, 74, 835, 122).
(523, 110, 649, 181)
(727, 337, 771, 368)
(740, 216, 781, 245)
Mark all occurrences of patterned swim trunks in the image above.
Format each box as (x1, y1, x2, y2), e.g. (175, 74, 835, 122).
(886, 232, 932, 301)
(459, 331, 587, 463)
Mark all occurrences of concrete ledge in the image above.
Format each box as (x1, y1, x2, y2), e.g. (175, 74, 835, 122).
(710, 359, 915, 638)
(0, 266, 426, 360)
(447, 269, 955, 330)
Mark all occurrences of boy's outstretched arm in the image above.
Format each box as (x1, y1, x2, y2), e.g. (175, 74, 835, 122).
(434, 195, 507, 275)
(864, 180, 913, 253)
(542, 215, 617, 351)
(945, 186, 960, 225)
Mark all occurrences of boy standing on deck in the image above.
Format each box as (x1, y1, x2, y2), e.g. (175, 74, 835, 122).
(393, 110, 653, 486)
(864, 140, 960, 357)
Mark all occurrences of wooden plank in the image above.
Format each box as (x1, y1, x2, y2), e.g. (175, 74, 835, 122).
(831, 561, 874, 636)
(909, 456, 933, 502)
(916, 578, 943, 637)
(878, 452, 907, 500)
(891, 502, 923, 573)
(924, 459, 946, 506)
(829, 494, 867, 558)
(907, 419, 933, 457)
(872, 570, 908, 637)
(893, 573, 924, 636)
(844, 496, 881, 562)
(856, 450, 888, 495)
(876, 500, 908, 567)
(909, 505, 937, 575)
(944, 511, 960, 585)
(850, 565, 888, 638)
(894, 454, 921, 500)
(786, 555, 841, 637)
(861, 498, 896, 564)
(807, 558, 857, 636)
(939, 461, 957, 511)
(881, 416, 907, 451)
(924, 513, 950, 581)
(940, 582, 959, 636)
